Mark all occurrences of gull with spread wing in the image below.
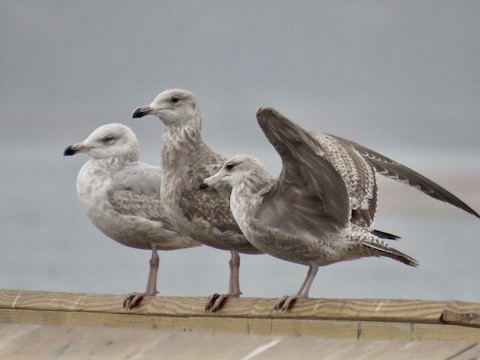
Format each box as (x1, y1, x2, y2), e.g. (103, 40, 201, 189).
(202, 108, 478, 311)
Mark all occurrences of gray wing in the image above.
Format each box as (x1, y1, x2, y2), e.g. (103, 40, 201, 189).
(332, 135, 480, 219)
(107, 162, 174, 226)
(111, 162, 161, 196)
(255, 108, 351, 239)
(309, 131, 378, 230)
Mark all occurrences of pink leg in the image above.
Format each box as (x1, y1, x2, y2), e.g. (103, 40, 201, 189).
(228, 249, 241, 295)
(205, 250, 242, 312)
(123, 247, 159, 309)
(145, 248, 160, 296)
(274, 264, 318, 311)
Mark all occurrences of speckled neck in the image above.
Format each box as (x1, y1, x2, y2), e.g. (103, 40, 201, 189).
(237, 169, 272, 196)
(161, 114, 207, 167)
(230, 167, 273, 223)
(91, 157, 130, 172)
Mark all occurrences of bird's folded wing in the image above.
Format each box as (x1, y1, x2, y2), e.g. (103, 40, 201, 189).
(107, 162, 174, 226)
(179, 155, 241, 233)
(112, 162, 162, 196)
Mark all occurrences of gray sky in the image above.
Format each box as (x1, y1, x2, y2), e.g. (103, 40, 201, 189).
(1, 1, 479, 300)
(1, 1, 479, 156)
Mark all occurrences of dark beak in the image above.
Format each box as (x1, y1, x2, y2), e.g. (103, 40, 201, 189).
(64, 143, 88, 156)
(199, 182, 209, 190)
(132, 106, 151, 119)
(64, 145, 77, 156)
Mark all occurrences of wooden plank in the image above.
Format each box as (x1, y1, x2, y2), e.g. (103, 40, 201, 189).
(0, 309, 271, 334)
(441, 309, 480, 328)
(2, 308, 480, 342)
(1, 289, 480, 340)
(2, 289, 480, 324)
(0, 323, 479, 359)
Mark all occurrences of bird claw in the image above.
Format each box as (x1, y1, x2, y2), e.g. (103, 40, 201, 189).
(274, 295, 297, 311)
(205, 293, 220, 311)
(205, 293, 238, 312)
(123, 292, 145, 310)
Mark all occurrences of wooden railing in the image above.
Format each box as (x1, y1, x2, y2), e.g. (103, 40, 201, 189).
(1, 289, 480, 341)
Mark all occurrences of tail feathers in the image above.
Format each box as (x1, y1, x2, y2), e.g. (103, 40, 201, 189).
(363, 241, 418, 267)
(372, 229, 401, 240)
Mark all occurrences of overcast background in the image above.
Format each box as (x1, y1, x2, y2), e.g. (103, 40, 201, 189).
(1, 1, 479, 303)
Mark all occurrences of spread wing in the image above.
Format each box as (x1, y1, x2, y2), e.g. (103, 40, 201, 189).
(309, 131, 378, 230)
(333, 135, 480, 219)
(255, 108, 350, 240)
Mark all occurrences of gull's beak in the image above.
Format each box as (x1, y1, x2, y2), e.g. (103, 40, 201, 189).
(63, 143, 89, 156)
(132, 105, 152, 119)
(199, 173, 222, 190)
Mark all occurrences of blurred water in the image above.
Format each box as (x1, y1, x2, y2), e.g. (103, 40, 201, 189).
(0, 145, 479, 303)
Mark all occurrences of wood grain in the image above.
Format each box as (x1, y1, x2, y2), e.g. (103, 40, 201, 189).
(1, 289, 480, 341)
(1, 323, 479, 359)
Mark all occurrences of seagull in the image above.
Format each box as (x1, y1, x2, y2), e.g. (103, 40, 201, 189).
(64, 123, 200, 309)
(132, 89, 263, 312)
(202, 107, 478, 311)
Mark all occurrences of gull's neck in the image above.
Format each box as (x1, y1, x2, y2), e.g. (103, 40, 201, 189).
(233, 174, 272, 200)
(161, 113, 209, 167)
(77, 156, 129, 202)
(230, 167, 273, 222)
(91, 156, 132, 170)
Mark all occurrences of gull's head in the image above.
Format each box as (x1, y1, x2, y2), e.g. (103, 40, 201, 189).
(132, 89, 199, 126)
(64, 123, 139, 161)
(200, 155, 266, 189)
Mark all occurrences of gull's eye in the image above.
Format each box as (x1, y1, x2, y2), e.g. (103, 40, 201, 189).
(103, 136, 114, 143)
(170, 96, 180, 103)
(225, 163, 234, 171)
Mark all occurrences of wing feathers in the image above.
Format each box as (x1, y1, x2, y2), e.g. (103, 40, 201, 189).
(333, 135, 479, 219)
(256, 108, 351, 236)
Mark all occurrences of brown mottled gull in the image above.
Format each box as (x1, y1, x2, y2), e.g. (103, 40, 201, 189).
(132, 89, 262, 312)
(201, 108, 421, 311)
(64, 123, 200, 309)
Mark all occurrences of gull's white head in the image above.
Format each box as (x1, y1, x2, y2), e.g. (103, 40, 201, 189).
(201, 155, 267, 189)
(64, 123, 139, 161)
(132, 89, 199, 126)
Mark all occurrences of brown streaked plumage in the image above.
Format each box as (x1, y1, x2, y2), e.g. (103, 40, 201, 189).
(331, 135, 480, 219)
(133, 89, 262, 312)
(202, 108, 418, 311)
(308, 130, 480, 237)
(309, 132, 380, 233)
